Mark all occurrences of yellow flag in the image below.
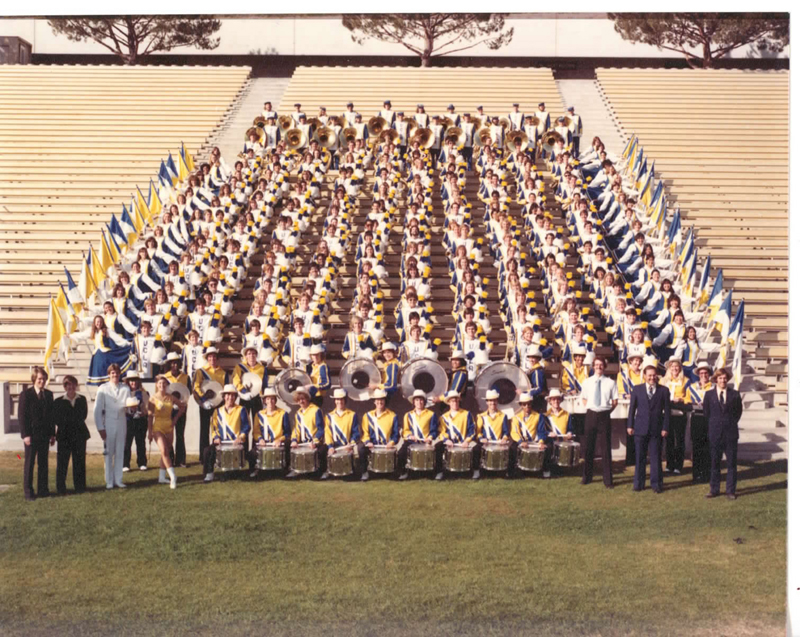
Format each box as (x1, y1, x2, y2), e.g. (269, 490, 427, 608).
(183, 143, 195, 171)
(90, 245, 107, 286)
(105, 229, 120, 263)
(178, 152, 190, 182)
(79, 255, 98, 304)
(148, 180, 160, 219)
(136, 187, 151, 223)
(99, 232, 115, 274)
(44, 297, 67, 366)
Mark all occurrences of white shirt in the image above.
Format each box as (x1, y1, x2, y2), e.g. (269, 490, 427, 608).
(93, 382, 132, 431)
(580, 374, 619, 412)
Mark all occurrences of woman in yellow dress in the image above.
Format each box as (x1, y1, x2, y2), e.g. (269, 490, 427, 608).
(147, 375, 186, 489)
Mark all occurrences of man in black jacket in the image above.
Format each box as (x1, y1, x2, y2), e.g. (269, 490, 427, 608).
(626, 363, 670, 493)
(703, 369, 743, 500)
(53, 375, 90, 494)
(18, 366, 55, 501)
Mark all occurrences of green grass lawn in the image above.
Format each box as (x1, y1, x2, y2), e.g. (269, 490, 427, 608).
(0, 452, 786, 637)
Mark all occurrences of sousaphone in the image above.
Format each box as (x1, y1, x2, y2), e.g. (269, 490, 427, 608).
(542, 130, 565, 156)
(439, 116, 454, 130)
(498, 117, 511, 130)
(198, 379, 224, 408)
(477, 127, 493, 147)
(278, 115, 294, 131)
(339, 126, 358, 146)
(444, 126, 466, 147)
(367, 116, 389, 137)
(379, 129, 400, 145)
(327, 115, 344, 129)
(403, 116, 419, 138)
(314, 126, 338, 149)
(505, 130, 529, 152)
(285, 128, 307, 151)
(275, 368, 312, 406)
(339, 358, 381, 402)
(412, 128, 435, 149)
(400, 358, 447, 406)
(474, 361, 531, 417)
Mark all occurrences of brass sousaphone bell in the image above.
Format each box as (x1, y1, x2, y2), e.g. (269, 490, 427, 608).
(542, 130, 566, 156)
(285, 128, 307, 151)
(412, 128, 435, 149)
(314, 126, 338, 149)
(505, 130, 529, 152)
(439, 116, 454, 130)
(367, 116, 389, 137)
(444, 126, 466, 147)
(379, 128, 400, 145)
(498, 117, 511, 130)
(403, 116, 419, 138)
(278, 115, 294, 131)
(477, 126, 493, 147)
(253, 115, 267, 129)
(339, 126, 359, 146)
(327, 115, 345, 129)
(306, 117, 323, 132)
(400, 358, 448, 407)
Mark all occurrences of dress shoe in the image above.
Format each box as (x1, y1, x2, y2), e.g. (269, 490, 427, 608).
(114, 483, 126, 489)
(632, 487, 642, 492)
(726, 493, 737, 501)
(652, 487, 663, 494)
(705, 491, 719, 499)
(605, 484, 614, 490)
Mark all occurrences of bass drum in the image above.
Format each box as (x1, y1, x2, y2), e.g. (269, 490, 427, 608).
(274, 368, 312, 406)
(474, 361, 531, 418)
(339, 358, 381, 402)
(399, 358, 447, 406)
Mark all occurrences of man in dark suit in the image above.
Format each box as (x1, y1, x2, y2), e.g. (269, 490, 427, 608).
(18, 366, 56, 501)
(626, 362, 670, 493)
(702, 369, 743, 500)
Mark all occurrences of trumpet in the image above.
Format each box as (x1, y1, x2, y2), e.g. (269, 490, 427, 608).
(368, 116, 389, 137)
(285, 128, 307, 151)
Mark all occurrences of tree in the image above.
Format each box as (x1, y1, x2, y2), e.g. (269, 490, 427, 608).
(48, 17, 221, 65)
(342, 14, 514, 67)
(609, 13, 788, 69)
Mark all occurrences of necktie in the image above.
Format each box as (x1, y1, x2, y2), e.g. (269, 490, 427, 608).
(720, 391, 725, 406)
(648, 385, 654, 400)
(593, 378, 602, 408)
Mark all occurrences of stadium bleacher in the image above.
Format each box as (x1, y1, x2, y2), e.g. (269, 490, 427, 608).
(0, 64, 251, 389)
(595, 69, 788, 404)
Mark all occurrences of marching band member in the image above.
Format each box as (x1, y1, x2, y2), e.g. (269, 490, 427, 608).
(321, 388, 362, 480)
(661, 357, 689, 475)
(538, 389, 576, 478)
(508, 102, 524, 130)
(192, 346, 228, 460)
(232, 345, 269, 425)
(287, 387, 327, 479)
(438, 390, 480, 480)
(163, 352, 190, 467)
(308, 345, 331, 407)
(476, 389, 512, 477)
(358, 389, 400, 482)
(397, 389, 442, 480)
(202, 384, 251, 483)
(683, 361, 713, 483)
(248, 387, 291, 478)
(123, 371, 149, 473)
(566, 106, 582, 156)
(510, 392, 544, 477)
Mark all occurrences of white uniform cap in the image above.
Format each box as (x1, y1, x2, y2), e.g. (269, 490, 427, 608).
(485, 389, 500, 400)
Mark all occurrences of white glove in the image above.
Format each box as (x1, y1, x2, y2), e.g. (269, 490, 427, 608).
(203, 400, 213, 410)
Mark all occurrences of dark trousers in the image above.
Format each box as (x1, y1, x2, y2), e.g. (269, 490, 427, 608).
(397, 439, 444, 474)
(710, 433, 738, 495)
(690, 413, 710, 482)
(241, 397, 263, 427)
(124, 416, 147, 469)
(583, 409, 613, 486)
(173, 413, 187, 467)
(199, 406, 214, 460)
(56, 438, 86, 494)
(573, 137, 581, 157)
(625, 431, 636, 466)
(23, 437, 50, 499)
(633, 434, 663, 491)
(665, 408, 687, 472)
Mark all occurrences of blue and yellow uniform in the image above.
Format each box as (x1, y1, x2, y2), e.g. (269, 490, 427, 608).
(402, 408, 439, 440)
(561, 362, 589, 394)
(325, 408, 360, 448)
(211, 405, 251, 442)
(255, 408, 290, 443)
(539, 408, 574, 441)
(309, 362, 331, 400)
(438, 409, 476, 443)
(193, 364, 229, 457)
(361, 409, 400, 445)
(292, 404, 325, 444)
(380, 360, 400, 398)
(616, 366, 643, 398)
(529, 362, 547, 399)
(684, 378, 713, 482)
(511, 410, 546, 443)
(447, 366, 468, 397)
(476, 410, 510, 442)
(684, 380, 712, 408)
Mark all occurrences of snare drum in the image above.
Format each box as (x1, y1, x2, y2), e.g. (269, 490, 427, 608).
(444, 446, 472, 473)
(368, 446, 397, 474)
(216, 444, 244, 472)
(517, 445, 546, 472)
(611, 399, 630, 419)
(256, 446, 285, 471)
(328, 448, 354, 477)
(290, 447, 318, 474)
(481, 443, 509, 471)
(407, 443, 435, 472)
(553, 440, 581, 468)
